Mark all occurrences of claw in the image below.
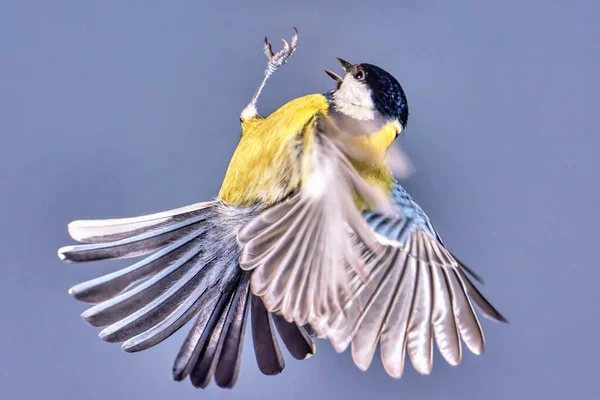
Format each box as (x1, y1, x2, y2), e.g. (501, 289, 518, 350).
(264, 37, 274, 60)
(281, 38, 290, 52)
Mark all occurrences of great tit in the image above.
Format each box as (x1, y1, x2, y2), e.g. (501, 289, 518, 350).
(58, 28, 506, 389)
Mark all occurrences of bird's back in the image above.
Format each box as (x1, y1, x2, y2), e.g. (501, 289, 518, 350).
(218, 93, 398, 208)
(218, 94, 330, 206)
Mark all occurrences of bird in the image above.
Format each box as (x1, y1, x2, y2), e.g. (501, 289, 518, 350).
(57, 27, 506, 389)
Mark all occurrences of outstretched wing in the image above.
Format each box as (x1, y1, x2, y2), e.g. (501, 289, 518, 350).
(237, 114, 394, 336)
(328, 183, 507, 377)
(58, 201, 315, 389)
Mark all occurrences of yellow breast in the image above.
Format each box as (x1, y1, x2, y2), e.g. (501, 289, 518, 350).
(218, 94, 398, 208)
(346, 120, 399, 193)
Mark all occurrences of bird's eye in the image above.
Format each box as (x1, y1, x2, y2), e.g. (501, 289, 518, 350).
(354, 70, 364, 80)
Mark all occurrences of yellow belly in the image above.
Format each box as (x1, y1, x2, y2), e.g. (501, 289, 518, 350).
(218, 93, 397, 208)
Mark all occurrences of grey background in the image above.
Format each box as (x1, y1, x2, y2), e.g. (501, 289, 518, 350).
(2, 1, 599, 399)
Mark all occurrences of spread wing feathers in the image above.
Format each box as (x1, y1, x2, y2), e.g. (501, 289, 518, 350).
(59, 202, 217, 263)
(238, 116, 391, 336)
(329, 231, 483, 377)
(57, 202, 315, 388)
(64, 202, 216, 244)
(185, 274, 254, 389)
(385, 143, 415, 180)
(272, 313, 316, 360)
(250, 295, 286, 375)
(328, 186, 507, 378)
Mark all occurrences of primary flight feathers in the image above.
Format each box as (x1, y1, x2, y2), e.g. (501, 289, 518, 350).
(58, 202, 316, 388)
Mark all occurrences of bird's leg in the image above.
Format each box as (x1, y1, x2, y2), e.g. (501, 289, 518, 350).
(240, 27, 298, 121)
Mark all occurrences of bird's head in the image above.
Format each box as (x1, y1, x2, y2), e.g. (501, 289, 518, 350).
(325, 58, 409, 131)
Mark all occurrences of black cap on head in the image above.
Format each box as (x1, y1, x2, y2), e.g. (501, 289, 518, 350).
(326, 59, 410, 128)
(358, 63, 409, 128)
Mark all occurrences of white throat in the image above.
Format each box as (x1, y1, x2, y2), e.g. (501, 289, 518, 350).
(332, 77, 376, 121)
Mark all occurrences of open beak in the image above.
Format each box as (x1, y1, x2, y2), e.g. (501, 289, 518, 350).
(335, 57, 353, 73)
(324, 69, 343, 83)
(324, 57, 352, 86)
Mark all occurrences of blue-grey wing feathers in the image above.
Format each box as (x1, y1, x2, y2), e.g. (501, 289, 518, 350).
(58, 201, 315, 389)
(328, 183, 506, 377)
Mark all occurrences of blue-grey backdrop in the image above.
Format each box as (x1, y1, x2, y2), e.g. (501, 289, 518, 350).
(2, 1, 599, 399)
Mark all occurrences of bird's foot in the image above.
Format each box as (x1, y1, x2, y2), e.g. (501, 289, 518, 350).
(240, 28, 299, 121)
(263, 27, 298, 75)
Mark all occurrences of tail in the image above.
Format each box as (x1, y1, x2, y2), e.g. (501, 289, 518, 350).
(58, 200, 315, 389)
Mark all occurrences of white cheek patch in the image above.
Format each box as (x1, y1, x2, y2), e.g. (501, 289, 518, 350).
(333, 77, 376, 121)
